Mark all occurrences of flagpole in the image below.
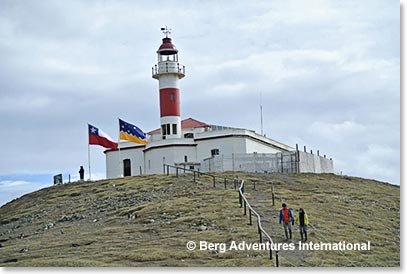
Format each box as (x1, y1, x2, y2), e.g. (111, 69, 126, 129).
(87, 123, 92, 181)
(118, 118, 123, 177)
(88, 143, 91, 181)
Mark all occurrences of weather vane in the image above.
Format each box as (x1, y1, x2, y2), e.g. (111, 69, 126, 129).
(161, 26, 172, 37)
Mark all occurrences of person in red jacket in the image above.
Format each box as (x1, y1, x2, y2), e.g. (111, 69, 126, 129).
(279, 203, 294, 240)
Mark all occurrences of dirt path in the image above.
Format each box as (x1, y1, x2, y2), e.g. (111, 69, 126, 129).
(241, 179, 312, 267)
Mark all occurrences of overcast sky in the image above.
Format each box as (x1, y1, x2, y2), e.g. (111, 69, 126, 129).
(0, 0, 400, 206)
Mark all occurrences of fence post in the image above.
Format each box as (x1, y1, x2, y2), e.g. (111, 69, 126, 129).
(213, 176, 216, 187)
(163, 164, 165, 174)
(239, 192, 242, 207)
(271, 183, 275, 206)
(167, 165, 169, 176)
(224, 178, 227, 189)
(258, 223, 262, 243)
(269, 247, 272, 260)
(193, 171, 196, 182)
(234, 179, 236, 190)
(176, 167, 179, 177)
(276, 251, 279, 267)
(253, 181, 256, 190)
(249, 208, 252, 225)
(243, 200, 247, 215)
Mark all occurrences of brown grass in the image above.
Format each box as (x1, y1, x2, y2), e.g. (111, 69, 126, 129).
(0, 172, 399, 267)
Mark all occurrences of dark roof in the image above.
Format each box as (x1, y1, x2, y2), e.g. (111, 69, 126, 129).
(148, 118, 209, 134)
(158, 37, 178, 55)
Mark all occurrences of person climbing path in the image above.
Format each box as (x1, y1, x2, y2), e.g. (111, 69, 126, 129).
(279, 203, 294, 240)
(294, 208, 309, 241)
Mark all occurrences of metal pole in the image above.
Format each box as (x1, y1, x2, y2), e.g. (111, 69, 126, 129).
(176, 167, 179, 177)
(244, 200, 247, 215)
(276, 251, 279, 267)
(249, 208, 252, 225)
(163, 164, 165, 174)
(167, 165, 169, 176)
(88, 144, 91, 181)
(224, 178, 227, 189)
(269, 248, 272, 260)
(213, 176, 216, 187)
(239, 192, 242, 207)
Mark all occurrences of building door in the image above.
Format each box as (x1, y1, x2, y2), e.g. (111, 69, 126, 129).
(123, 159, 131, 177)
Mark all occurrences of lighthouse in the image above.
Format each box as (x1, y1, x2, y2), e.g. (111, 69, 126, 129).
(152, 27, 185, 140)
(104, 30, 333, 178)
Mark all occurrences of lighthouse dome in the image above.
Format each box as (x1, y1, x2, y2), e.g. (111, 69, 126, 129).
(157, 37, 178, 55)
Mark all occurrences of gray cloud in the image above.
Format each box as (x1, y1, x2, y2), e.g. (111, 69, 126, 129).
(0, 0, 400, 193)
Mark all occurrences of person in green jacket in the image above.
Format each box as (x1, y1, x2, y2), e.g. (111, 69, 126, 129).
(294, 208, 309, 241)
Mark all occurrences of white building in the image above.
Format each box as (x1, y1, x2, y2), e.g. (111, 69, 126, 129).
(105, 31, 334, 178)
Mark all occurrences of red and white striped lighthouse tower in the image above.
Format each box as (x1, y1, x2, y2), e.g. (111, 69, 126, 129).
(152, 27, 185, 140)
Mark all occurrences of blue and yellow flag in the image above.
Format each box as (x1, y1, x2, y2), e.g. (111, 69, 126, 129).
(119, 119, 148, 145)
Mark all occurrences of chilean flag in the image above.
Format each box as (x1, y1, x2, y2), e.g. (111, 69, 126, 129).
(88, 124, 118, 150)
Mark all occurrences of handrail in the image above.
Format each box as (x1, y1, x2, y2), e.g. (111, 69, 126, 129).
(163, 164, 279, 267)
(238, 179, 279, 267)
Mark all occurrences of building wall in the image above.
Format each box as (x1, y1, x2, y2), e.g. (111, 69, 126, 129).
(298, 151, 334, 173)
(245, 138, 288, 154)
(195, 135, 247, 161)
(200, 151, 334, 174)
(144, 145, 197, 174)
(105, 146, 145, 179)
(105, 128, 333, 178)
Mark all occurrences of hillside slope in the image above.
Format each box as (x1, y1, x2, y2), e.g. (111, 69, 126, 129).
(0, 172, 400, 267)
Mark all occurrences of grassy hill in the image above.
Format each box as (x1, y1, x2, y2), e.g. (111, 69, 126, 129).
(0, 172, 400, 267)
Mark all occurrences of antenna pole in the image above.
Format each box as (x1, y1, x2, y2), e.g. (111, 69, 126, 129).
(260, 92, 264, 136)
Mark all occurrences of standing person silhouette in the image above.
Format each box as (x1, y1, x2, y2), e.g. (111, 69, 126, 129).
(79, 166, 85, 181)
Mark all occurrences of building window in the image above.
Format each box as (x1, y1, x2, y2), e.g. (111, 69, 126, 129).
(123, 159, 131, 177)
(211, 149, 219, 157)
(184, 133, 194, 138)
(166, 124, 171, 135)
(184, 155, 188, 162)
(162, 125, 166, 135)
(172, 124, 177, 135)
(170, 92, 175, 101)
(189, 166, 194, 170)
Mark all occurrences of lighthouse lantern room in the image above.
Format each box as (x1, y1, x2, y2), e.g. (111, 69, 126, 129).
(152, 27, 185, 140)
